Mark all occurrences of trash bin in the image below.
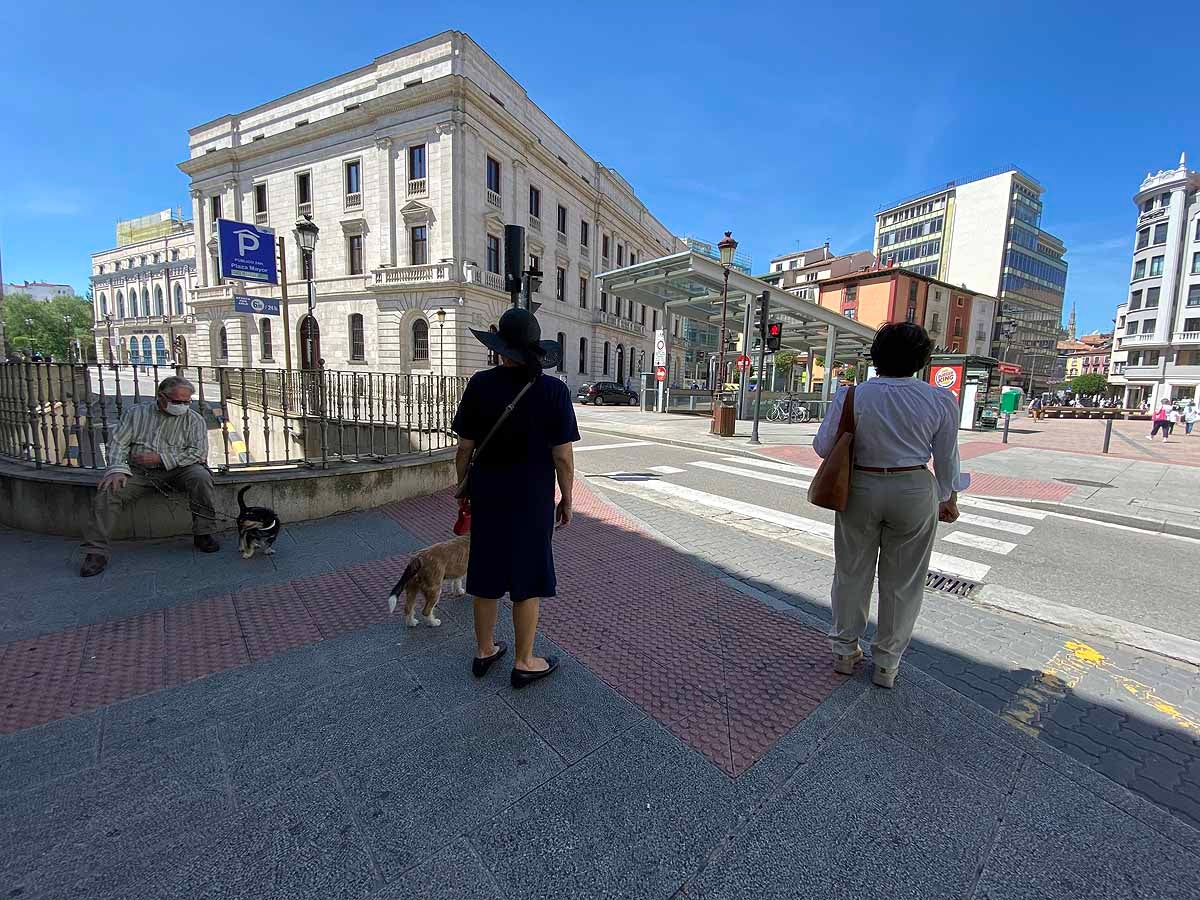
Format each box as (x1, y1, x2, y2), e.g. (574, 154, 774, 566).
(710, 393, 737, 437)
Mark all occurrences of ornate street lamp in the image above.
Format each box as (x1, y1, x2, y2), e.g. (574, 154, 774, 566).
(714, 231, 737, 402)
(436, 307, 447, 376)
(294, 215, 321, 369)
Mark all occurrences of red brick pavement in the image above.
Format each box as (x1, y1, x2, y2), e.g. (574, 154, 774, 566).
(0, 481, 846, 777)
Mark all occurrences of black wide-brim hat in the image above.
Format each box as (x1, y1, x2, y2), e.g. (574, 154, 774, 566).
(470, 307, 561, 370)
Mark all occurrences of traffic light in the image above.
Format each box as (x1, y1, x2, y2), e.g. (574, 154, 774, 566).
(755, 290, 770, 337)
(766, 321, 783, 352)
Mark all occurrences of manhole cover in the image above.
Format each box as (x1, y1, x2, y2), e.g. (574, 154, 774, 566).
(1054, 478, 1113, 488)
(925, 571, 979, 598)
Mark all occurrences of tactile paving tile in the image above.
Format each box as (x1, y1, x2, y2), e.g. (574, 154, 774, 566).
(165, 639, 251, 688)
(164, 595, 242, 650)
(293, 571, 381, 638)
(665, 693, 734, 775)
(233, 592, 322, 661)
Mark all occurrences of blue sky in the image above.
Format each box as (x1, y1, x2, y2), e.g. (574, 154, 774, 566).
(1, 0, 1196, 334)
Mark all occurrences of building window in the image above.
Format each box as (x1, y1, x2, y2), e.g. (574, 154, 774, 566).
(1137, 227, 1150, 250)
(1149, 255, 1164, 276)
(629, 251, 637, 265)
(129, 337, 139, 361)
(348, 234, 364, 275)
(652, 310, 659, 331)
(1160, 191, 1171, 208)
(1129, 289, 1142, 311)
(142, 288, 151, 316)
(556, 332, 566, 372)
(218, 326, 228, 360)
(908, 281, 918, 303)
(1193, 252, 1200, 274)
(116, 291, 125, 318)
(846, 284, 857, 302)
(344, 159, 362, 206)
(953, 317, 962, 337)
(1187, 284, 1200, 306)
(174, 284, 184, 314)
(486, 156, 501, 194)
(600, 291, 608, 312)
(99, 292, 108, 315)
(906, 305, 916, 323)
(254, 183, 268, 221)
(296, 172, 312, 212)
(930, 313, 940, 333)
(410, 226, 428, 265)
(580, 220, 590, 247)
(557, 204, 567, 235)
(1153, 222, 1168, 245)
(1184, 317, 1200, 332)
(1142, 319, 1156, 334)
(172, 249, 179, 261)
(1127, 351, 1141, 366)
(529, 185, 541, 218)
(412, 319, 429, 361)
(844, 308, 857, 320)
(1196, 219, 1200, 241)
(617, 244, 625, 266)
(1145, 350, 1160, 365)
(349, 314, 365, 360)
(261, 319, 273, 359)
(409, 144, 426, 180)
(603, 341, 610, 374)
(556, 267, 566, 301)
(1133, 259, 1146, 280)
(1146, 287, 1160, 307)
(486, 234, 500, 274)
(209, 195, 221, 223)
(579, 276, 587, 308)
(579, 337, 587, 374)
(154, 286, 164, 316)
(602, 234, 610, 260)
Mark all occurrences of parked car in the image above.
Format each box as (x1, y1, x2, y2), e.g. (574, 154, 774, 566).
(577, 381, 638, 406)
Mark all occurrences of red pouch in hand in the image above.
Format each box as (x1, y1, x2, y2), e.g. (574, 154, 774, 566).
(453, 504, 471, 536)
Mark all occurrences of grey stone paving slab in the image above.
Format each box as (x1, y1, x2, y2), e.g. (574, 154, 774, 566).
(685, 718, 1008, 900)
(0, 709, 100, 794)
(1, 726, 231, 898)
(371, 838, 504, 900)
(501, 649, 646, 764)
(339, 694, 565, 880)
(471, 719, 734, 900)
(973, 757, 1200, 899)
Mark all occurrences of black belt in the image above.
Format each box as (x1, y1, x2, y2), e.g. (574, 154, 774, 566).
(854, 465, 927, 474)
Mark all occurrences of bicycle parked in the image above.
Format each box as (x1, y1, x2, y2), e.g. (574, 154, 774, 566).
(766, 395, 811, 423)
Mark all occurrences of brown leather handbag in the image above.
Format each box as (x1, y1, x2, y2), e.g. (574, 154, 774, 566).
(807, 386, 856, 511)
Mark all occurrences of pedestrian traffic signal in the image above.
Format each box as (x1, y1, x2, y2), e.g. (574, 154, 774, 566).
(766, 321, 783, 352)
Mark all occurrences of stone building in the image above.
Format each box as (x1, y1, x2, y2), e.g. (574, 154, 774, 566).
(177, 31, 678, 387)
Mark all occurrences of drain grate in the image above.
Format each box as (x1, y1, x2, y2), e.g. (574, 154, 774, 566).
(1055, 478, 1113, 488)
(925, 571, 980, 598)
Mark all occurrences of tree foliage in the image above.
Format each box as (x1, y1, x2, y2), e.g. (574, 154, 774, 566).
(773, 350, 798, 376)
(3, 292, 95, 358)
(1068, 372, 1108, 395)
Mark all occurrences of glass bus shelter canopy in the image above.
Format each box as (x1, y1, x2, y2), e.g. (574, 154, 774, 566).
(596, 250, 876, 364)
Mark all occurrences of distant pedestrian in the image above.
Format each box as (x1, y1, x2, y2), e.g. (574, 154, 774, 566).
(814, 323, 963, 689)
(1166, 405, 1181, 438)
(1149, 400, 1171, 442)
(1185, 404, 1198, 436)
(1030, 396, 1044, 421)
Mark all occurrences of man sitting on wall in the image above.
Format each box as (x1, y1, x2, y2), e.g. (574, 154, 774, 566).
(80, 375, 220, 577)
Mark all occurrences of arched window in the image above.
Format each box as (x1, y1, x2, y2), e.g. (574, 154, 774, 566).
(99, 292, 108, 316)
(218, 326, 229, 360)
(555, 332, 566, 373)
(261, 319, 273, 360)
(129, 337, 139, 361)
(173, 283, 184, 315)
(141, 288, 151, 316)
(616, 344, 625, 383)
(171, 249, 179, 261)
(116, 291, 125, 319)
(412, 319, 429, 361)
(603, 341, 610, 375)
(579, 337, 587, 374)
(349, 314, 365, 361)
(141, 336, 152, 362)
(154, 286, 164, 316)
(153, 253, 160, 264)
(154, 335, 167, 364)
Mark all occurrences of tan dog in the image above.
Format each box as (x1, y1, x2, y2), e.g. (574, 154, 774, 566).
(385, 535, 470, 627)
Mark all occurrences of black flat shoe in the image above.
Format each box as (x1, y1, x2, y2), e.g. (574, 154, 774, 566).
(510, 656, 559, 690)
(472, 643, 507, 678)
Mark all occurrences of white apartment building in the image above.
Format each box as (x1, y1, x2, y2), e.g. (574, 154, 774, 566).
(1108, 302, 1128, 389)
(873, 168, 1068, 389)
(1115, 153, 1200, 407)
(89, 219, 198, 365)
(177, 31, 678, 387)
(3, 281, 73, 302)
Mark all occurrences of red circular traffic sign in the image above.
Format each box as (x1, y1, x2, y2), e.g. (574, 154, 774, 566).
(736, 355, 752, 371)
(655, 366, 667, 383)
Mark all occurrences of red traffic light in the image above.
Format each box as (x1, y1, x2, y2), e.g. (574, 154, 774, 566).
(766, 321, 783, 352)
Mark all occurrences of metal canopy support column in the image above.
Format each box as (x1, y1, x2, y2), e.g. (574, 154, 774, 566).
(821, 325, 838, 403)
(738, 292, 753, 419)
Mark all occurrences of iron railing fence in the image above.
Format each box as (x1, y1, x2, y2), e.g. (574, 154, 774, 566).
(0, 361, 468, 472)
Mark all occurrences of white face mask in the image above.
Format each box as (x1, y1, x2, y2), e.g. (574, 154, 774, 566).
(163, 400, 190, 416)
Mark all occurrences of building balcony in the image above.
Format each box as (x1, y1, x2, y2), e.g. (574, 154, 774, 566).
(371, 262, 456, 288)
(528, 214, 541, 232)
(254, 211, 268, 226)
(557, 232, 568, 248)
(344, 192, 363, 211)
(407, 178, 427, 197)
(1121, 333, 1159, 345)
(482, 270, 504, 292)
(486, 189, 502, 210)
(297, 201, 313, 217)
(593, 309, 647, 338)
(1176, 331, 1200, 344)
(1138, 207, 1168, 225)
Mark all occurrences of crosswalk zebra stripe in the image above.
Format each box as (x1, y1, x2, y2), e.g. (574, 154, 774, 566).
(575, 441, 656, 452)
(689, 460, 811, 488)
(958, 497, 1047, 520)
(722, 456, 820, 477)
(954, 512, 1034, 536)
(942, 531, 1018, 555)
(648, 465, 686, 474)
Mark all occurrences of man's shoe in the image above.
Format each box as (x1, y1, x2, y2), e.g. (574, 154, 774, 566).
(872, 665, 898, 689)
(194, 535, 220, 553)
(80, 554, 108, 578)
(832, 648, 863, 675)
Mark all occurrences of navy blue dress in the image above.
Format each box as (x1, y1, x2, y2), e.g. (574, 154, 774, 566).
(452, 367, 580, 601)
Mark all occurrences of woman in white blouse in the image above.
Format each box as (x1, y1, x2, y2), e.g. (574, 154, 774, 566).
(814, 323, 965, 688)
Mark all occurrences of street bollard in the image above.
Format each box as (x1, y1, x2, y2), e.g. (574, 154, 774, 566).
(1002, 413, 1011, 444)
(1102, 417, 1113, 454)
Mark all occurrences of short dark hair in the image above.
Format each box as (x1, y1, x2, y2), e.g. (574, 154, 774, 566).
(871, 322, 933, 377)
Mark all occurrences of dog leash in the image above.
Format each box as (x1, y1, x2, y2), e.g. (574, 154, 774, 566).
(131, 471, 243, 525)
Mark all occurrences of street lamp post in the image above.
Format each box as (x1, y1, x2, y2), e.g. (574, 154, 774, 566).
(61, 315, 74, 362)
(294, 215, 320, 369)
(436, 307, 447, 376)
(714, 231, 737, 410)
(23, 317, 35, 358)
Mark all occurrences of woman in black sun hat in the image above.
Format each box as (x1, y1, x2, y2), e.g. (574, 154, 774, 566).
(452, 308, 579, 689)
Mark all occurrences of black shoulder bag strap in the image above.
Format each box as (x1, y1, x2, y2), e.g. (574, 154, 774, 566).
(455, 378, 537, 500)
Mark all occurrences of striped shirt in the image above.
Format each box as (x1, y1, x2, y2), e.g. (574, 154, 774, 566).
(106, 401, 208, 475)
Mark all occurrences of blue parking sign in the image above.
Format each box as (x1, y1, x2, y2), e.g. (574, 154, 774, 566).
(217, 219, 277, 284)
(233, 294, 281, 316)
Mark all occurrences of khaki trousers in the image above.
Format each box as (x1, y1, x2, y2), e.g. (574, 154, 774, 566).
(81, 464, 219, 557)
(830, 468, 937, 669)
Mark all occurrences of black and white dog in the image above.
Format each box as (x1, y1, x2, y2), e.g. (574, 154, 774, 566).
(236, 486, 280, 558)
